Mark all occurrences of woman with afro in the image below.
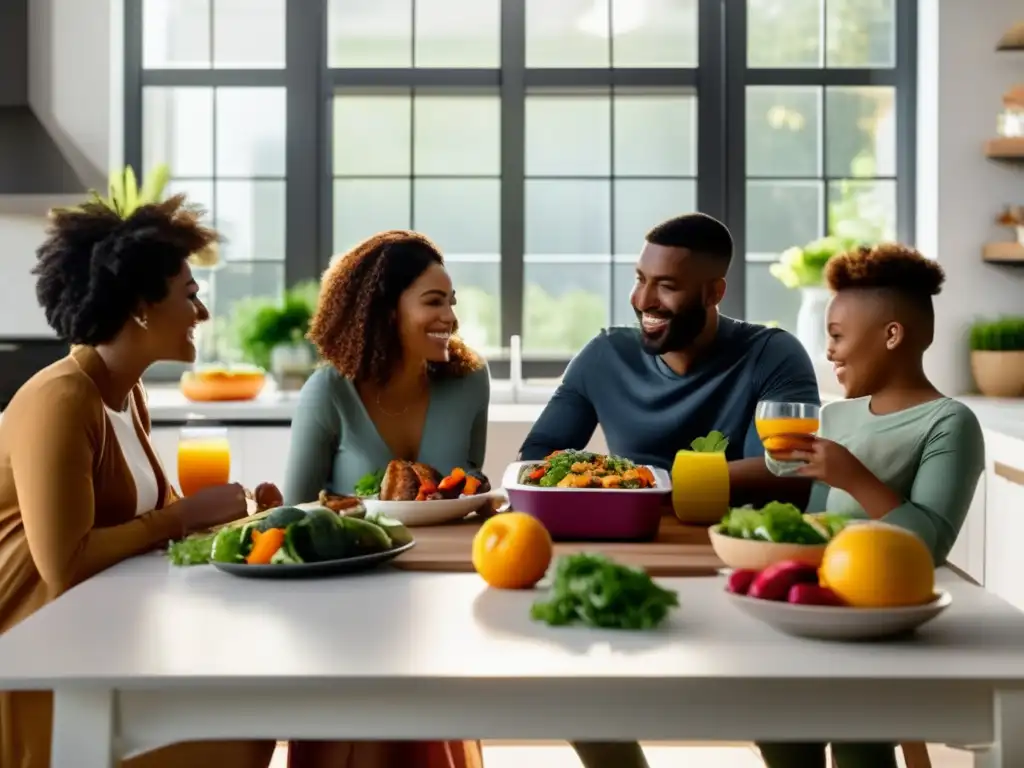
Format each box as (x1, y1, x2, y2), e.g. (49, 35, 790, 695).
(282, 229, 488, 768)
(758, 243, 984, 768)
(0, 196, 276, 767)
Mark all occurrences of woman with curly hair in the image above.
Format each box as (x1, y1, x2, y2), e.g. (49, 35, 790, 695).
(282, 229, 487, 768)
(757, 243, 985, 768)
(0, 196, 276, 767)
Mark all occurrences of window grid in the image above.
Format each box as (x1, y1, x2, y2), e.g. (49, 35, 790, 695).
(124, 0, 917, 381)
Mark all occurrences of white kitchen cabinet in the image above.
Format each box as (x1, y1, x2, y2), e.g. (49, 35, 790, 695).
(947, 472, 985, 584)
(984, 429, 1024, 611)
(236, 428, 291, 491)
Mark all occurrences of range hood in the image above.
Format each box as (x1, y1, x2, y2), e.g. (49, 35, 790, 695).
(0, 0, 86, 211)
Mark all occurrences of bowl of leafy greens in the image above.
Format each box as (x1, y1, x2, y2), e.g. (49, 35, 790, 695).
(709, 502, 852, 571)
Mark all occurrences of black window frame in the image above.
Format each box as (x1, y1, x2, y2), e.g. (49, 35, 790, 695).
(124, 0, 916, 383)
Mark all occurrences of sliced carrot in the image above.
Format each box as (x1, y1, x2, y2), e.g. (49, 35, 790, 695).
(463, 475, 481, 495)
(528, 467, 546, 481)
(246, 528, 285, 564)
(416, 482, 439, 501)
(438, 468, 466, 491)
(636, 466, 656, 487)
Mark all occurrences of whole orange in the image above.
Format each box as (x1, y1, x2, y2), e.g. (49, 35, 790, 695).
(819, 522, 935, 608)
(472, 512, 553, 589)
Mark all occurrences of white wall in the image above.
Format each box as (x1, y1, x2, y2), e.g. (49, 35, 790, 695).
(919, 0, 1024, 395)
(0, 214, 57, 337)
(26, 0, 123, 192)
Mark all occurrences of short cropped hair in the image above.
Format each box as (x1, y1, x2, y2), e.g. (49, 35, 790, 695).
(825, 243, 945, 309)
(34, 195, 216, 345)
(645, 213, 734, 267)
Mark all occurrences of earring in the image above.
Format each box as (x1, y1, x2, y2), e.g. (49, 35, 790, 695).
(133, 315, 149, 330)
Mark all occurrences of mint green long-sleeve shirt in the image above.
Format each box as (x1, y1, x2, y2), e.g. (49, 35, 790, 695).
(282, 364, 490, 505)
(808, 397, 984, 566)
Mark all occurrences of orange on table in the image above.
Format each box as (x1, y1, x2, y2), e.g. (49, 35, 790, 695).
(472, 511, 553, 589)
(819, 521, 935, 608)
(755, 416, 820, 453)
(178, 436, 231, 497)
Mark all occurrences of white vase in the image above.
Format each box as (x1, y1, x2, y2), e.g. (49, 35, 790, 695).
(795, 286, 831, 361)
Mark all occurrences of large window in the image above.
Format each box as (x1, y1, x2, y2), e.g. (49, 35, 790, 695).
(126, 0, 916, 380)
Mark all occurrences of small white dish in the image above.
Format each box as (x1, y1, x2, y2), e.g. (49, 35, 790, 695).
(362, 494, 494, 527)
(725, 589, 953, 641)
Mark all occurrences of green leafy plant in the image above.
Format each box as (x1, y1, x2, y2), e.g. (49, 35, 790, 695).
(689, 431, 729, 453)
(769, 235, 862, 289)
(970, 317, 1024, 352)
(530, 553, 679, 630)
(226, 281, 320, 370)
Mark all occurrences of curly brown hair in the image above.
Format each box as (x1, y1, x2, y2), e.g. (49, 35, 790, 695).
(825, 242, 945, 305)
(308, 230, 483, 385)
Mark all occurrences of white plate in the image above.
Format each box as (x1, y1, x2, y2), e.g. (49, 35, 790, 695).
(725, 589, 952, 641)
(362, 494, 494, 527)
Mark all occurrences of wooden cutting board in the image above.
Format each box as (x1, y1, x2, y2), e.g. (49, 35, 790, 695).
(392, 514, 723, 577)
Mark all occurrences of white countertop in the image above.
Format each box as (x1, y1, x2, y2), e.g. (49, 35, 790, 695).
(0, 557, 1020, 689)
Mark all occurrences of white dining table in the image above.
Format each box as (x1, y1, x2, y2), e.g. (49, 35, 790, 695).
(1, 558, 1024, 768)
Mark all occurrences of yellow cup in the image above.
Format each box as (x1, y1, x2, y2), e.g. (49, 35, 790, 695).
(671, 449, 730, 525)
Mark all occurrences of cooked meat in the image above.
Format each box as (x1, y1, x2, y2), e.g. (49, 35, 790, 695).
(317, 489, 364, 513)
(380, 460, 442, 501)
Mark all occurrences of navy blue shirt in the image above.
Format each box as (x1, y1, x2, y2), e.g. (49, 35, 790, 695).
(520, 317, 820, 469)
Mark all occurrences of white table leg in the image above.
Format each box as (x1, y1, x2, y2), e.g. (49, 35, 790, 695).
(975, 690, 1024, 768)
(51, 687, 117, 768)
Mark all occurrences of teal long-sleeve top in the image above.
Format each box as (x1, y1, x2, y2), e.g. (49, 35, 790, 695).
(282, 364, 490, 505)
(806, 396, 984, 566)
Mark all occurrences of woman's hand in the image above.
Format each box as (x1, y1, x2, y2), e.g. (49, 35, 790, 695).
(778, 437, 868, 492)
(173, 483, 249, 533)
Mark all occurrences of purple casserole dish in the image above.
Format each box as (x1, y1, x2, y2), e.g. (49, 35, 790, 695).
(500, 460, 672, 542)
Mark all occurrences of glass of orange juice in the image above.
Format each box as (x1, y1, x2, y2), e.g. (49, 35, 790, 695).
(177, 426, 231, 497)
(755, 401, 820, 475)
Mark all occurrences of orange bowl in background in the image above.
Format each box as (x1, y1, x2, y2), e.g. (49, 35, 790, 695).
(180, 368, 266, 402)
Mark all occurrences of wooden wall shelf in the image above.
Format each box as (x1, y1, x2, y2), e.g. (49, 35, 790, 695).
(997, 22, 1024, 51)
(983, 242, 1024, 263)
(985, 137, 1024, 159)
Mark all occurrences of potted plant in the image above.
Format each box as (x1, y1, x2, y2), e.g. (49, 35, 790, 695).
(970, 317, 1024, 397)
(995, 205, 1024, 245)
(769, 235, 860, 359)
(227, 282, 320, 391)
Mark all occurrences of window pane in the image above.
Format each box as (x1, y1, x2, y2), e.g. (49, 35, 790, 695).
(526, 92, 610, 176)
(413, 180, 500, 255)
(213, 0, 286, 69)
(745, 262, 800, 332)
(526, 0, 609, 68)
(215, 181, 286, 261)
(447, 260, 501, 351)
(414, 94, 500, 176)
(166, 180, 214, 223)
(526, 0, 699, 68)
(746, 180, 824, 256)
(143, 0, 211, 69)
(333, 94, 411, 176)
(526, 179, 610, 256)
(143, 87, 214, 177)
(211, 261, 286, 362)
(614, 0, 698, 67)
(828, 179, 896, 242)
(215, 88, 287, 177)
(614, 92, 697, 176)
(746, 86, 822, 178)
(414, 0, 500, 67)
(328, 0, 412, 67)
(524, 261, 610, 355)
(612, 264, 639, 327)
(333, 179, 411, 254)
(747, 0, 822, 68)
(524, 179, 610, 354)
(613, 179, 696, 256)
(826, 0, 896, 68)
(825, 86, 896, 178)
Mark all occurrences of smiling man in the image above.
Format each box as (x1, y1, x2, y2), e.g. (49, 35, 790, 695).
(519, 212, 820, 508)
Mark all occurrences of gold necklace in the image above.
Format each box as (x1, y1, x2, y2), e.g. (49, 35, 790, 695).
(375, 390, 411, 417)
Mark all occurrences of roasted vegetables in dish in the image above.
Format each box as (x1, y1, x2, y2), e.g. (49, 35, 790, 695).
(355, 460, 491, 501)
(517, 450, 657, 489)
(168, 503, 412, 566)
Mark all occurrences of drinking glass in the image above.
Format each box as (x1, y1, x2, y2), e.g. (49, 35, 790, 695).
(755, 401, 821, 476)
(177, 426, 231, 497)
